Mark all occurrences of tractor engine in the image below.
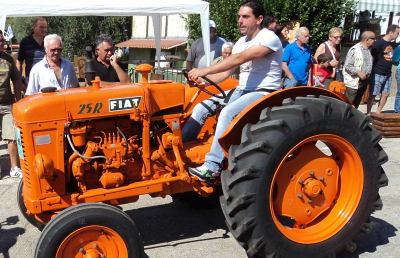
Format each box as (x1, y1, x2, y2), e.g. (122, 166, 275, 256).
(67, 119, 143, 192)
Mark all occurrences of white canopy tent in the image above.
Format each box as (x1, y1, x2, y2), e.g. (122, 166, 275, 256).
(0, 0, 211, 67)
(356, 0, 400, 13)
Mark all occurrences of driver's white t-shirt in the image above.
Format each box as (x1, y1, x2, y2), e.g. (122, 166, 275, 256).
(232, 28, 282, 91)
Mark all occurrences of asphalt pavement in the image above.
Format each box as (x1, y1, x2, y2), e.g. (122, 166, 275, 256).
(0, 97, 399, 258)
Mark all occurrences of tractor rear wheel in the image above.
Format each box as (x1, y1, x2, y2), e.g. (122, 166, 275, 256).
(35, 203, 144, 258)
(17, 180, 46, 231)
(220, 96, 388, 258)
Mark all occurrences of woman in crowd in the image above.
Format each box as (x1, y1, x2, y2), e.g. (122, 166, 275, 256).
(314, 27, 343, 86)
(275, 23, 289, 49)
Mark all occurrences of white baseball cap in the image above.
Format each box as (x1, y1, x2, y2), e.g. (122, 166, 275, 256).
(209, 20, 216, 29)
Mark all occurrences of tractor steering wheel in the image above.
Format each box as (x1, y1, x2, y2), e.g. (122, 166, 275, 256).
(182, 69, 226, 99)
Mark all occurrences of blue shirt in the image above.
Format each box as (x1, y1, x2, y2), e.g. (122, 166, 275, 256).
(282, 41, 313, 84)
(26, 57, 79, 95)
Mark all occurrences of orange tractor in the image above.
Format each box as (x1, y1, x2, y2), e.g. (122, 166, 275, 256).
(13, 64, 388, 258)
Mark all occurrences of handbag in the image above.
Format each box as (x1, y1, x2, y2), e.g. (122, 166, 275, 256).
(335, 66, 344, 82)
(324, 41, 343, 82)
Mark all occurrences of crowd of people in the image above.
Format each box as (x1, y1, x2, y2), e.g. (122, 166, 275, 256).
(186, 10, 400, 117)
(0, 18, 129, 179)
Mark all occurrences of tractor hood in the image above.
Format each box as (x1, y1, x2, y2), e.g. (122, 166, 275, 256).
(13, 82, 186, 124)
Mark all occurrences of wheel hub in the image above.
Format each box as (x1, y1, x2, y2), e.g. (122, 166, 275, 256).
(81, 243, 103, 258)
(302, 177, 323, 198)
(270, 134, 365, 244)
(56, 225, 127, 258)
(273, 142, 340, 226)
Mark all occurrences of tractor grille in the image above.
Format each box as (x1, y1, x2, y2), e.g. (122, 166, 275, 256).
(16, 127, 32, 190)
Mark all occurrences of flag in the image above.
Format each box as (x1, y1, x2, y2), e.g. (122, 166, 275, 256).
(4, 25, 14, 41)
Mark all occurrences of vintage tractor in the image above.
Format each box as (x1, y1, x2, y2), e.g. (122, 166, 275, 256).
(13, 64, 388, 258)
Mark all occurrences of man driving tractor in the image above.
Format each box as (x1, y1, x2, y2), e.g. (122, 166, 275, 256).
(184, 0, 283, 181)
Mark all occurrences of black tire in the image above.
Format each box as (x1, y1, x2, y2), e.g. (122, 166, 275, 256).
(220, 96, 388, 258)
(35, 203, 144, 258)
(17, 180, 46, 231)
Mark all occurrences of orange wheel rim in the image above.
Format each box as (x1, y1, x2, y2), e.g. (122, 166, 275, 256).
(270, 134, 363, 244)
(56, 225, 128, 258)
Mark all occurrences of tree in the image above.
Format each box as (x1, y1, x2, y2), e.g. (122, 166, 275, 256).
(186, 0, 242, 42)
(187, 0, 355, 49)
(7, 16, 131, 59)
(264, 0, 355, 49)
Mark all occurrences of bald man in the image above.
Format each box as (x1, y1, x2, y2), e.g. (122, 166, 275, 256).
(343, 31, 375, 108)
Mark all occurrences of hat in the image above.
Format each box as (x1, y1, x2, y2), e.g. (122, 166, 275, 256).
(209, 20, 216, 29)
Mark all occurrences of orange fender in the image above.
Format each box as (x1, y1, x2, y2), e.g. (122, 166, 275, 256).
(218, 86, 349, 153)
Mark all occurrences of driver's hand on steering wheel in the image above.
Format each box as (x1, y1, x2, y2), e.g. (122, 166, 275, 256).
(188, 67, 209, 82)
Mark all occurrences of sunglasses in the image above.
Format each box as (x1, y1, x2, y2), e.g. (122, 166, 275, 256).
(332, 36, 342, 39)
(49, 48, 62, 53)
(100, 48, 114, 53)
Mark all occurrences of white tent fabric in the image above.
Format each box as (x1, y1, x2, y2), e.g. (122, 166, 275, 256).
(357, 0, 400, 13)
(0, 0, 211, 66)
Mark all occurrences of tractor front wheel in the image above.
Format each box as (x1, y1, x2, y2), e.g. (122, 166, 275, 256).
(35, 203, 144, 258)
(220, 96, 388, 258)
(17, 180, 46, 230)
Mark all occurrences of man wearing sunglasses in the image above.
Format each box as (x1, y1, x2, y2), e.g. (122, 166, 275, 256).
(25, 34, 79, 95)
(93, 34, 129, 83)
(343, 31, 375, 108)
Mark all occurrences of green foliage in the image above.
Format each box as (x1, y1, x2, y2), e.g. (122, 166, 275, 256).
(187, 0, 242, 42)
(7, 16, 131, 59)
(187, 0, 355, 49)
(265, 0, 355, 49)
(6, 17, 35, 44)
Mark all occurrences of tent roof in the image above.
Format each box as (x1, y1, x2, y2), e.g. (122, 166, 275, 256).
(0, 0, 209, 31)
(356, 0, 400, 13)
(0, 0, 209, 18)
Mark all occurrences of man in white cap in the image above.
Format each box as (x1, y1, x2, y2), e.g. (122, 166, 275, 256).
(186, 20, 226, 70)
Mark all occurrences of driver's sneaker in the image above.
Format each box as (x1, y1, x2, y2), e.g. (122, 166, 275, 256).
(189, 164, 220, 182)
(10, 167, 23, 178)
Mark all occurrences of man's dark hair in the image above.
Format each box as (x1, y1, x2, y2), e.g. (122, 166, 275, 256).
(95, 34, 113, 49)
(240, 0, 265, 24)
(31, 17, 47, 34)
(265, 15, 277, 26)
(386, 24, 399, 35)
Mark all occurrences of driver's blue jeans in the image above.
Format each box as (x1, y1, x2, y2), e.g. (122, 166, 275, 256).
(182, 88, 267, 172)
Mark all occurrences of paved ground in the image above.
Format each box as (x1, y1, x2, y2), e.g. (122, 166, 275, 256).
(0, 97, 399, 258)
